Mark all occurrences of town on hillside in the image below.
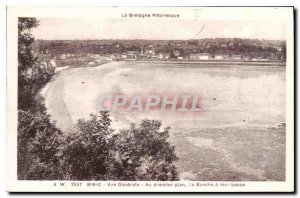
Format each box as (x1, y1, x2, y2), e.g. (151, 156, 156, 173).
(32, 38, 286, 69)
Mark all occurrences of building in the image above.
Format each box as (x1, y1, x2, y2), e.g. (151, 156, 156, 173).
(60, 54, 67, 59)
(172, 50, 181, 57)
(269, 53, 279, 61)
(277, 47, 283, 52)
(120, 54, 127, 59)
(230, 55, 242, 60)
(113, 53, 121, 60)
(151, 54, 158, 58)
(215, 54, 229, 60)
(144, 49, 155, 55)
(50, 59, 57, 67)
(199, 53, 210, 60)
(259, 58, 269, 62)
(243, 56, 251, 61)
(158, 52, 170, 60)
(126, 54, 136, 60)
(99, 55, 112, 61)
(127, 51, 135, 55)
(189, 53, 210, 60)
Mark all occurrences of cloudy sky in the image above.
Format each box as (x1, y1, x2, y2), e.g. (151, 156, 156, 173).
(31, 8, 289, 40)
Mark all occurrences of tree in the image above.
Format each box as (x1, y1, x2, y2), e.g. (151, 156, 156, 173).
(60, 111, 113, 180)
(18, 110, 62, 180)
(18, 18, 39, 110)
(18, 18, 55, 111)
(106, 119, 178, 181)
(17, 18, 62, 180)
(18, 18, 39, 72)
(58, 112, 179, 181)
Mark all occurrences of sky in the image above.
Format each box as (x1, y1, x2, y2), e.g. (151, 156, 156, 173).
(31, 10, 288, 40)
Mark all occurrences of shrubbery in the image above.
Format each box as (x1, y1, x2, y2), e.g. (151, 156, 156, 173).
(17, 110, 62, 180)
(18, 111, 179, 180)
(106, 119, 178, 181)
(60, 112, 112, 180)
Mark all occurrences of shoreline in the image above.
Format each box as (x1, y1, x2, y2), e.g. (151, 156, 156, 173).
(121, 60, 286, 66)
(41, 61, 114, 98)
(54, 59, 286, 71)
(39, 61, 118, 131)
(54, 60, 111, 72)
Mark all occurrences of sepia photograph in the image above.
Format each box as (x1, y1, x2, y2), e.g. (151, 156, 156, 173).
(6, 6, 294, 192)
